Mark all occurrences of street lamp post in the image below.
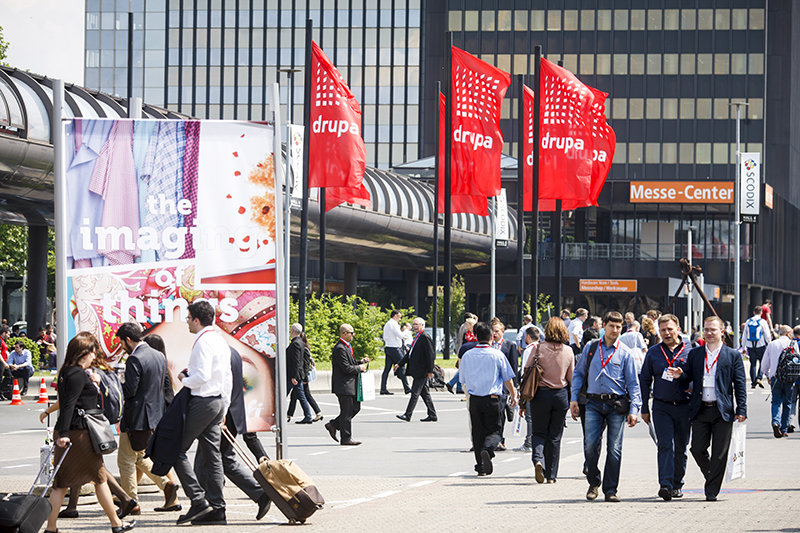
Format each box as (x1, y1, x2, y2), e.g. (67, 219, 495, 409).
(730, 101, 749, 348)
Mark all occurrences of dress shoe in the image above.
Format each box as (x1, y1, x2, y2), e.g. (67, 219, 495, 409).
(480, 450, 493, 475)
(21, 388, 27, 396)
(191, 508, 226, 525)
(295, 418, 313, 424)
(445, 383, 454, 394)
(58, 509, 79, 518)
(404, 389, 412, 394)
(341, 440, 361, 446)
(324, 422, 339, 442)
(313, 413, 324, 422)
(534, 462, 545, 484)
(705, 494, 717, 502)
(111, 520, 136, 533)
(586, 485, 600, 501)
(671, 488, 683, 499)
(161, 481, 179, 510)
(757, 380, 765, 388)
(420, 416, 437, 422)
(176, 502, 213, 525)
(255, 494, 271, 520)
(396, 414, 411, 422)
(658, 486, 672, 501)
(605, 492, 621, 502)
(117, 500, 139, 519)
(477, 471, 487, 477)
(154, 504, 182, 512)
(773, 423, 783, 438)
(782, 433, 789, 437)
(788, 425, 795, 433)
(380, 390, 394, 395)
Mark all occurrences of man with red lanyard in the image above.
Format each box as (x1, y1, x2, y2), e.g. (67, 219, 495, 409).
(570, 311, 641, 503)
(669, 316, 747, 502)
(326, 324, 370, 445)
(0, 325, 11, 401)
(394, 317, 437, 422)
(639, 314, 691, 501)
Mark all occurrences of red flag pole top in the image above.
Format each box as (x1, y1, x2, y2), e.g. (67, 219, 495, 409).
(522, 58, 615, 212)
(308, 41, 369, 211)
(449, 46, 511, 198)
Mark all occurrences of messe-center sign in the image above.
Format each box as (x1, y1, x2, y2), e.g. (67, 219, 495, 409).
(629, 181, 734, 204)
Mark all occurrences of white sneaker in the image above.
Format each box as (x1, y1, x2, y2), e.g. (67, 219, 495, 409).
(513, 444, 532, 452)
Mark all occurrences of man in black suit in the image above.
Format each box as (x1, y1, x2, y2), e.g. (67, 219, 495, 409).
(325, 324, 369, 445)
(116, 322, 179, 513)
(197, 346, 271, 520)
(491, 319, 518, 450)
(287, 323, 313, 423)
(669, 316, 747, 501)
(395, 317, 438, 422)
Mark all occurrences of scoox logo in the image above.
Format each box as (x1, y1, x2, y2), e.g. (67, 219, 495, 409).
(312, 115, 360, 138)
(453, 124, 495, 150)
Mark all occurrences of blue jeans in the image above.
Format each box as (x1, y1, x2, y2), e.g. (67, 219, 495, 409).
(771, 377, 793, 434)
(288, 381, 313, 420)
(447, 371, 463, 393)
(584, 399, 626, 495)
(651, 400, 691, 491)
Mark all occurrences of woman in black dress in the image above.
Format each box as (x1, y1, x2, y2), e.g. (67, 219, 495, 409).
(44, 334, 135, 533)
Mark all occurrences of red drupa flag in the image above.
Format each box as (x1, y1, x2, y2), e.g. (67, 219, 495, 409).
(450, 47, 510, 198)
(587, 86, 615, 201)
(324, 182, 371, 212)
(439, 93, 488, 216)
(308, 41, 366, 189)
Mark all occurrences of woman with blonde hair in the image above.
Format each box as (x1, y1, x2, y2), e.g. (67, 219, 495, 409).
(522, 316, 574, 484)
(641, 316, 659, 348)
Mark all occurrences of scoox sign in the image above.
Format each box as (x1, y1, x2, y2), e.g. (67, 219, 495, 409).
(740, 153, 761, 224)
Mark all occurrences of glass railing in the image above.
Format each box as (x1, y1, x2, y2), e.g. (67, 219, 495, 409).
(536, 242, 754, 261)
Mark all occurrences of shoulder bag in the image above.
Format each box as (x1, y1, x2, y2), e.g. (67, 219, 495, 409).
(519, 344, 544, 403)
(79, 408, 117, 455)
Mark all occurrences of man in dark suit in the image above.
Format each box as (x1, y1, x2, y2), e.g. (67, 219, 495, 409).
(325, 324, 369, 445)
(197, 346, 271, 520)
(395, 317, 438, 422)
(491, 319, 518, 450)
(287, 323, 313, 423)
(669, 316, 747, 501)
(116, 322, 179, 513)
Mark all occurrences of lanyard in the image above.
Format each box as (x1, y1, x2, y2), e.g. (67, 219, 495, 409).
(410, 332, 421, 351)
(600, 340, 618, 369)
(704, 348, 719, 374)
(660, 342, 685, 366)
(340, 338, 354, 359)
(192, 328, 211, 349)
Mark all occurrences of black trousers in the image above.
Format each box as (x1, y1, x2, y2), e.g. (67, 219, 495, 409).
(529, 387, 569, 480)
(468, 395, 504, 472)
(331, 394, 361, 443)
(690, 403, 733, 498)
(403, 376, 437, 419)
(381, 347, 410, 393)
(1, 367, 12, 397)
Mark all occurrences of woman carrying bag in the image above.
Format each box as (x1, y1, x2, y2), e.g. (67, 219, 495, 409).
(522, 317, 574, 484)
(44, 334, 135, 533)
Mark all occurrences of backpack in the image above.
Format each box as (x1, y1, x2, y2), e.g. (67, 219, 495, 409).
(578, 340, 601, 400)
(746, 317, 763, 344)
(98, 368, 124, 424)
(776, 340, 800, 384)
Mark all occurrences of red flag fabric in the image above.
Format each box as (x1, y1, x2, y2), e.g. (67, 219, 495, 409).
(522, 59, 615, 212)
(323, 183, 371, 212)
(308, 41, 367, 190)
(450, 46, 510, 198)
(438, 93, 488, 216)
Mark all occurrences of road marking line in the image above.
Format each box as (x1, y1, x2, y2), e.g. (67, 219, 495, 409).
(447, 472, 467, 477)
(565, 439, 582, 444)
(308, 451, 329, 456)
(3, 464, 33, 469)
(408, 479, 438, 487)
(501, 457, 520, 463)
(371, 490, 401, 498)
(331, 497, 373, 509)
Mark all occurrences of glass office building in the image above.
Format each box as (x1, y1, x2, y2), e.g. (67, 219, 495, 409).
(84, 0, 800, 325)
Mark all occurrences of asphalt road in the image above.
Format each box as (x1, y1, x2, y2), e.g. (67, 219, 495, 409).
(1, 384, 798, 532)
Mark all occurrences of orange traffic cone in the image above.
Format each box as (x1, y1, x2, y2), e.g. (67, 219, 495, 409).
(9, 379, 24, 405)
(36, 378, 49, 404)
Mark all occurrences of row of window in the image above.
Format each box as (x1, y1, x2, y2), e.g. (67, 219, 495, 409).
(612, 142, 763, 166)
(448, 8, 766, 33)
(89, 0, 418, 14)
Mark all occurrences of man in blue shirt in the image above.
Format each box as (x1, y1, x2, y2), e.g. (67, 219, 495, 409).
(459, 322, 517, 477)
(570, 311, 642, 503)
(8, 341, 34, 395)
(640, 314, 691, 501)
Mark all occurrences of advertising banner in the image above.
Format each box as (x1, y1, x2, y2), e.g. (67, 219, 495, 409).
(740, 153, 761, 223)
(630, 181, 734, 204)
(495, 189, 509, 247)
(63, 118, 278, 431)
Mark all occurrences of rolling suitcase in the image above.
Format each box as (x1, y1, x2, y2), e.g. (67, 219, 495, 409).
(222, 428, 323, 524)
(0, 442, 71, 533)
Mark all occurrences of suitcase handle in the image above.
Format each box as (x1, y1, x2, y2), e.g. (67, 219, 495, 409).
(28, 442, 72, 497)
(221, 427, 259, 473)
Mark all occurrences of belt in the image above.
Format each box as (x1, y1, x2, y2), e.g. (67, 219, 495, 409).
(655, 398, 689, 406)
(702, 401, 717, 407)
(586, 393, 623, 401)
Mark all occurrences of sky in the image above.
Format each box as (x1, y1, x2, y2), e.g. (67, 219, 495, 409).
(1, 0, 85, 85)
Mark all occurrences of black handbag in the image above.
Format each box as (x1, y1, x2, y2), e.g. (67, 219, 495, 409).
(79, 408, 117, 455)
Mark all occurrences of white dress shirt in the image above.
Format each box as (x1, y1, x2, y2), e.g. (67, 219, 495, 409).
(568, 319, 584, 346)
(383, 319, 404, 348)
(182, 326, 233, 413)
(702, 344, 722, 402)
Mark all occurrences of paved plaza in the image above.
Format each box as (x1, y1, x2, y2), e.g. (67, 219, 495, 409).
(0, 380, 798, 532)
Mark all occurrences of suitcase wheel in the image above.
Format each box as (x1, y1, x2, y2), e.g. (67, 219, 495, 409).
(288, 518, 306, 525)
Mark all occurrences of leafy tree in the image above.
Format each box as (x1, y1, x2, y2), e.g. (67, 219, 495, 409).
(0, 26, 8, 64)
(0, 226, 28, 277)
(523, 293, 553, 325)
(426, 275, 466, 337)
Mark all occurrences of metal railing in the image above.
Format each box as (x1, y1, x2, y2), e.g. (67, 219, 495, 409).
(537, 242, 754, 262)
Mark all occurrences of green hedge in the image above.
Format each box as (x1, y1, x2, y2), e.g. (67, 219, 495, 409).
(9, 336, 41, 369)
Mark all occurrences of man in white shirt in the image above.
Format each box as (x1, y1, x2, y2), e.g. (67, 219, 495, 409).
(619, 321, 648, 374)
(760, 325, 795, 437)
(174, 300, 233, 526)
(568, 309, 588, 354)
(515, 314, 534, 354)
(743, 306, 771, 388)
(381, 310, 411, 395)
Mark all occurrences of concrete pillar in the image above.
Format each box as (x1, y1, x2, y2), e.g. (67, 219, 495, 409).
(773, 292, 784, 325)
(749, 286, 762, 316)
(27, 226, 48, 334)
(405, 269, 419, 312)
(343, 262, 357, 296)
(793, 295, 800, 325)
(784, 295, 792, 327)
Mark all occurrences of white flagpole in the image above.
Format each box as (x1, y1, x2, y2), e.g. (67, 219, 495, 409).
(52, 80, 68, 369)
